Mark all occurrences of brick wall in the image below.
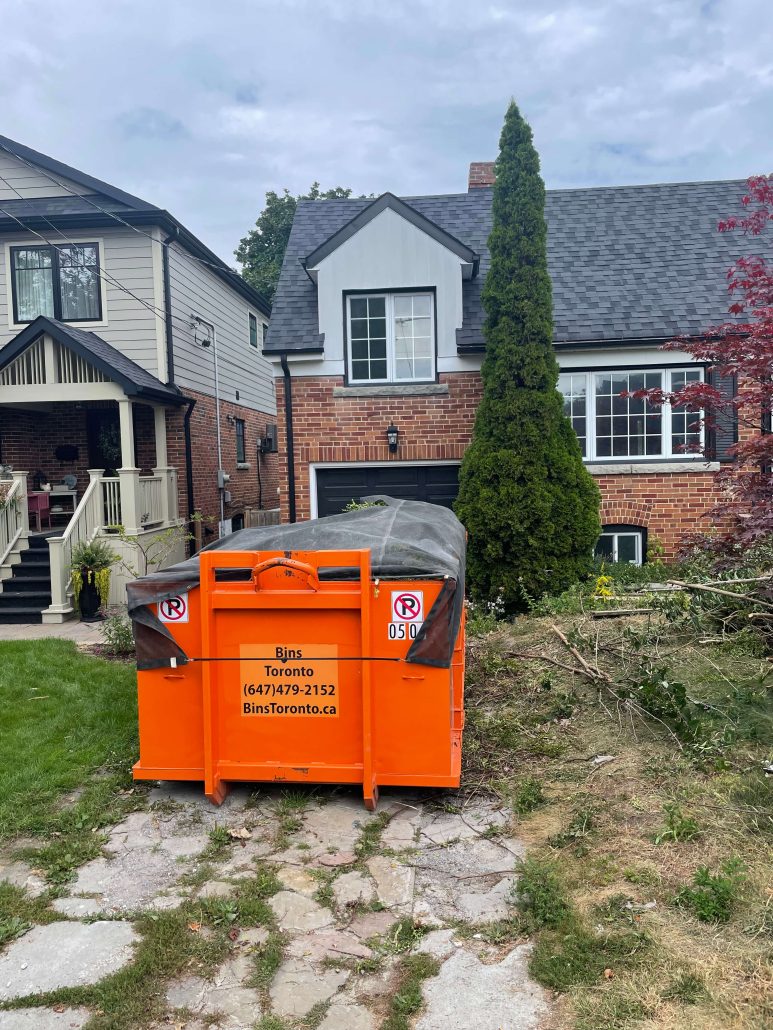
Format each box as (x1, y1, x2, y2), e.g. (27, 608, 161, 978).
(0, 394, 280, 543)
(276, 372, 726, 559)
(0, 405, 91, 493)
(166, 388, 280, 542)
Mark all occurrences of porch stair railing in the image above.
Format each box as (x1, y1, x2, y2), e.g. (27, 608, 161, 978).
(0, 472, 29, 574)
(45, 469, 106, 618)
(45, 467, 180, 618)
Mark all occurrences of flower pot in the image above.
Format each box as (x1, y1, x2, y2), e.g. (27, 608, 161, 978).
(78, 568, 103, 622)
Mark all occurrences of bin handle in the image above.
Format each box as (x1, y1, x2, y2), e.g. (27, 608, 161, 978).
(251, 556, 320, 592)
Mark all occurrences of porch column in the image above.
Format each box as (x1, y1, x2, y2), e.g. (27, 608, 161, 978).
(117, 398, 140, 535)
(118, 399, 135, 468)
(152, 406, 171, 525)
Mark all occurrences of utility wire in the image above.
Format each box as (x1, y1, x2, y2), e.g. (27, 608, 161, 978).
(0, 173, 198, 344)
(0, 138, 265, 298)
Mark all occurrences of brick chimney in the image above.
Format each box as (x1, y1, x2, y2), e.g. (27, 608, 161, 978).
(468, 161, 495, 190)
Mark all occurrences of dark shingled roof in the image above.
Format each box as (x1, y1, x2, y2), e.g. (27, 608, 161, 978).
(0, 317, 184, 404)
(265, 179, 755, 354)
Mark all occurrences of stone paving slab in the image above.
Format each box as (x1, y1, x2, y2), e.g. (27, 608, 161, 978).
(415, 944, 550, 1030)
(0, 922, 138, 1001)
(270, 958, 349, 1018)
(318, 1000, 376, 1030)
(0, 861, 46, 899)
(0, 1008, 92, 1029)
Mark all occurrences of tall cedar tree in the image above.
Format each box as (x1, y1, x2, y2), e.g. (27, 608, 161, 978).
(455, 102, 600, 611)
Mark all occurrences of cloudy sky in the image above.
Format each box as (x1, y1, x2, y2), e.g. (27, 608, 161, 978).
(2, 0, 771, 262)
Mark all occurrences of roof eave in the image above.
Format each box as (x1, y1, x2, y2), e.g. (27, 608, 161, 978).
(0, 209, 271, 317)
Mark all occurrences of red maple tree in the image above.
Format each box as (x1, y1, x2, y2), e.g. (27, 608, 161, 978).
(637, 175, 773, 560)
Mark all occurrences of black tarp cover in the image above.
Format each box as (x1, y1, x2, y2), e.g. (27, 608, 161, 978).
(127, 497, 466, 670)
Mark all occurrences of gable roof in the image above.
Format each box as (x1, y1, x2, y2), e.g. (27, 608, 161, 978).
(0, 136, 271, 317)
(0, 317, 184, 404)
(304, 192, 478, 274)
(0, 134, 159, 211)
(265, 178, 754, 355)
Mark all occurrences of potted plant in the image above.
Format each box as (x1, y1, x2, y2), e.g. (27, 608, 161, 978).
(71, 540, 118, 622)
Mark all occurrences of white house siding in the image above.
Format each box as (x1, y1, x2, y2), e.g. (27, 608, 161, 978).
(0, 151, 92, 201)
(168, 242, 275, 414)
(307, 207, 466, 378)
(0, 226, 161, 377)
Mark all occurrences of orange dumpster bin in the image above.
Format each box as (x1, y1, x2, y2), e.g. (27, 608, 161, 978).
(127, 498, 466, 810)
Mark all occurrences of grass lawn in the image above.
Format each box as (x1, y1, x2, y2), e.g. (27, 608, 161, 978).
(0, 639, 139, 844)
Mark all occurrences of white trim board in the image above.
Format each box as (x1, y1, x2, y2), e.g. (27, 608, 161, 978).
(308, 459, 461, 520)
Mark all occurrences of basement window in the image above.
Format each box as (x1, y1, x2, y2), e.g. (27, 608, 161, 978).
(595, 525, 645, 566)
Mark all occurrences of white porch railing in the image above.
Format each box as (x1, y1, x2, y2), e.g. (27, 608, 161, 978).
(138, 475, 164, 527)
(102, 477, 121, 528)
(46, 470, 105, 617)
(45, 468, 179, 619)
(0, 472, 29, 573)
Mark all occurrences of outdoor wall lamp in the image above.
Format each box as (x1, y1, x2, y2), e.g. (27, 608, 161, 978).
(386, 423, 399, 453)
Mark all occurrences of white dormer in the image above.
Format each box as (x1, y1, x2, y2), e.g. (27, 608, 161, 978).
(303, 194, 478, 382)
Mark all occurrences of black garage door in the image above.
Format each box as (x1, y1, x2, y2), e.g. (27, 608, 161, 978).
(316, 464, 460, 518)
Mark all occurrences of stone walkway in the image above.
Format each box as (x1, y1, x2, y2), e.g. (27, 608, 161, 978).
(0, 784, 551, 1029)
(0, 620, 101, 643)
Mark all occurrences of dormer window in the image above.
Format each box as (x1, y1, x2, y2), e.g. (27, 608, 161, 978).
(347, 292, 434, 384)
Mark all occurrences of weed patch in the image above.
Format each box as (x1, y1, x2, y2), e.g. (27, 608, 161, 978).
(383, 953, 440, 1030)
(511, 776, 546, 815)
(355, 812, 391, 860)
(675, 858, 747, 923)
(653, 802, 700, 844)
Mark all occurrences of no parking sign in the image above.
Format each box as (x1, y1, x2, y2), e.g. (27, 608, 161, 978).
(158, 594, 189, 624)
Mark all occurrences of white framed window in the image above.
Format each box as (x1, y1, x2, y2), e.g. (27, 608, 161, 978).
(248, 312, 259, 349)
(347, 292, 434, 384)
(558, 368, 704, 461)
(595, 527, 644, 565)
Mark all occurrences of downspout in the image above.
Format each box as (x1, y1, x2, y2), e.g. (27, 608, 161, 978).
(183, 396, 197, 556)
(280, 353, 297, 523)
(162, 225, 197, 554)
(161, 227, 178, 385)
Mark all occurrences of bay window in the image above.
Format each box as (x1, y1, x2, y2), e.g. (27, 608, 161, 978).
(347, 292, 434, 383)
(559, 368, 704, 461)
(11, 243, 102, 324)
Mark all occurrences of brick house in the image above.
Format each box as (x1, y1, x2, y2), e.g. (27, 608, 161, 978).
(264, 163, 746, 564)
(0, 135, 279, 622)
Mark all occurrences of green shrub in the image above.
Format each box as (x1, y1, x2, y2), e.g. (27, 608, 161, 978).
(454, 101, 599, 613)
(101, 613, 135, 656)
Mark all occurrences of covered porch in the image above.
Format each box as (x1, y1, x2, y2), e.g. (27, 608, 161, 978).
(0, 317, 186, 622)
